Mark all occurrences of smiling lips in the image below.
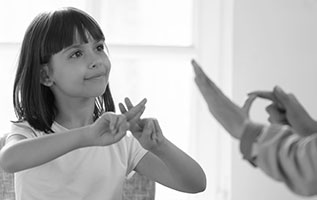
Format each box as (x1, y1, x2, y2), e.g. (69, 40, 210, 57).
(85, 72, 106, 80)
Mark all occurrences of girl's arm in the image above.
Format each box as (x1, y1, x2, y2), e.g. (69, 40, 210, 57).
(120, 100, 207, 193)
(120, 99, 206, 193)
(0, 99, 146, 173)
(135, 135, 206, 193)
(0, 126, 90, 173)
(0, 113, 128, 173)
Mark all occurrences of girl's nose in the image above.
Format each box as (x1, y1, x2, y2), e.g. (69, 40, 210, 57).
(88, 52, 103, 69)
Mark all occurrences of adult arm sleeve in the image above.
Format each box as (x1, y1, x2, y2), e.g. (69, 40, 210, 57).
(241, 122, 317, 196)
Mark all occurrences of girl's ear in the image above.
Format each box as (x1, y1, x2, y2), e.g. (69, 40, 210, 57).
(40, 65, 54, 87)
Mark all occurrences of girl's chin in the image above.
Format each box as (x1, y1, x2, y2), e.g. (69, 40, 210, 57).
(89, 87, 107, 97)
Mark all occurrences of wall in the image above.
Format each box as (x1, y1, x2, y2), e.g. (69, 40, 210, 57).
(232, 0, 317, 200)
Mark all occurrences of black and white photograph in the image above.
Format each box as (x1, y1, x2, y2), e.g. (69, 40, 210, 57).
(1, 0, 317, 200)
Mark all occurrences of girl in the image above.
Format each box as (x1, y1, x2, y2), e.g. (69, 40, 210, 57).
(0, 7, 206, 200)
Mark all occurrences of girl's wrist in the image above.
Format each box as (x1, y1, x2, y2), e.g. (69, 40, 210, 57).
(149, 137, 169, 155)
(76, 125, 94, 148)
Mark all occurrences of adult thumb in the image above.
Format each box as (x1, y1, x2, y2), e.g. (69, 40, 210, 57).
(242, 94, 257, 117)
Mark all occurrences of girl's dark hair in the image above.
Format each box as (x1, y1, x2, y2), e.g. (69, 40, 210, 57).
(13, 7, 115, 133)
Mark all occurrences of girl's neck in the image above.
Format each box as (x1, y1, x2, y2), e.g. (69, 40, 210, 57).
(54, 97, 96, 130)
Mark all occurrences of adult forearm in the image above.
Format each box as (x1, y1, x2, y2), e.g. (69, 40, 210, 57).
(193, 59, 247, 138)
(0, 126, 89, 173)
(204, 83, 247, 139)
(152, 139, 206, 193)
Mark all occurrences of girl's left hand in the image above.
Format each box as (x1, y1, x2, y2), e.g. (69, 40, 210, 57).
(134, 118, 166, 151)
(119, 98, 166, 151)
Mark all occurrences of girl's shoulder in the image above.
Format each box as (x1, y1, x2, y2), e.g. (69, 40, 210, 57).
(9, 121, 43, 139)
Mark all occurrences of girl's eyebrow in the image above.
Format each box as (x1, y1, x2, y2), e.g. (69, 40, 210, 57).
(62, 39, 105, 54)
(61, 44, 83, 54)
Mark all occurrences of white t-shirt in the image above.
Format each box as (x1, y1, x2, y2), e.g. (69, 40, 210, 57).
(7, 121, 147, 200)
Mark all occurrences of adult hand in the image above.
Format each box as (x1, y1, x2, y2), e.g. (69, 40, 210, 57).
(249, 86, 317, 136)
(192, 59, 250, 139)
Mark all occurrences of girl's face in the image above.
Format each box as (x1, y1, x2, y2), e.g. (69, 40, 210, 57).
(46, 33, 110, 100)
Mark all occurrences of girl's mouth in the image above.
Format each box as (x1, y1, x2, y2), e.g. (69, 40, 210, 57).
(84, 72, 107, 80)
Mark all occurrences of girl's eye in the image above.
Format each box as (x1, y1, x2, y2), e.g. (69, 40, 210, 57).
(70, 50, 83, 58)
(96, 44, 104, 51)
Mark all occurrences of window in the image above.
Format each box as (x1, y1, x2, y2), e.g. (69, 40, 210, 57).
(0, 1, 233, 199)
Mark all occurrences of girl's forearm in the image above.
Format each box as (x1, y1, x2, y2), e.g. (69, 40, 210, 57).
(0, 126, 90, 173)
(152, 139, 206, 193)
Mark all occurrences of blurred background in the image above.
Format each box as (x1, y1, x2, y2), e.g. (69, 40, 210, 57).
(1, 0, 317, 200)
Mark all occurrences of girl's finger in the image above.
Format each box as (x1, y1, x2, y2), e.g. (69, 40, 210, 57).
(117, 115, 128, 132)
(113, 126, 127, 141)
(125, 97, 134, 110)
(117, 115, 127, 125)
(119, 103, 127, 114)
(153, 119, 162, 134)
(153, 119, 163, 140)
(149, 120, 156, 140)
(123, 98, 147, 120)
(118, 119, 129, 136)
(143, 119, 152, 134)
(110, 115, 119, 134)
(129, 106, 146, 126)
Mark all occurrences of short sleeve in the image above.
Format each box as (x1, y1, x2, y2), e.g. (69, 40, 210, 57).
(125, 134, 147, 178)
(6, 122, 38, 142)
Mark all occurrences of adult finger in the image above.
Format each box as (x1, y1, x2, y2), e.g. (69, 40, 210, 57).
(242, 94, 257, 117)
(194, 76, 213, 101)
(248, 91, 276, 102)
(273, 86, 291, 108)
(249, 90, 284, 110)
(266, 104, 288, 124)
(192, 59, 213, 86)
(192, 59, 221, 98)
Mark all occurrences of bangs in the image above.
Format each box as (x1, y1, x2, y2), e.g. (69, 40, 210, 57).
(41, 8, 104, 64)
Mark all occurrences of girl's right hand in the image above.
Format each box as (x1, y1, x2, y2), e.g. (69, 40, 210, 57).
(88, 112, 129, 146)
(86, 98, 147, 146)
